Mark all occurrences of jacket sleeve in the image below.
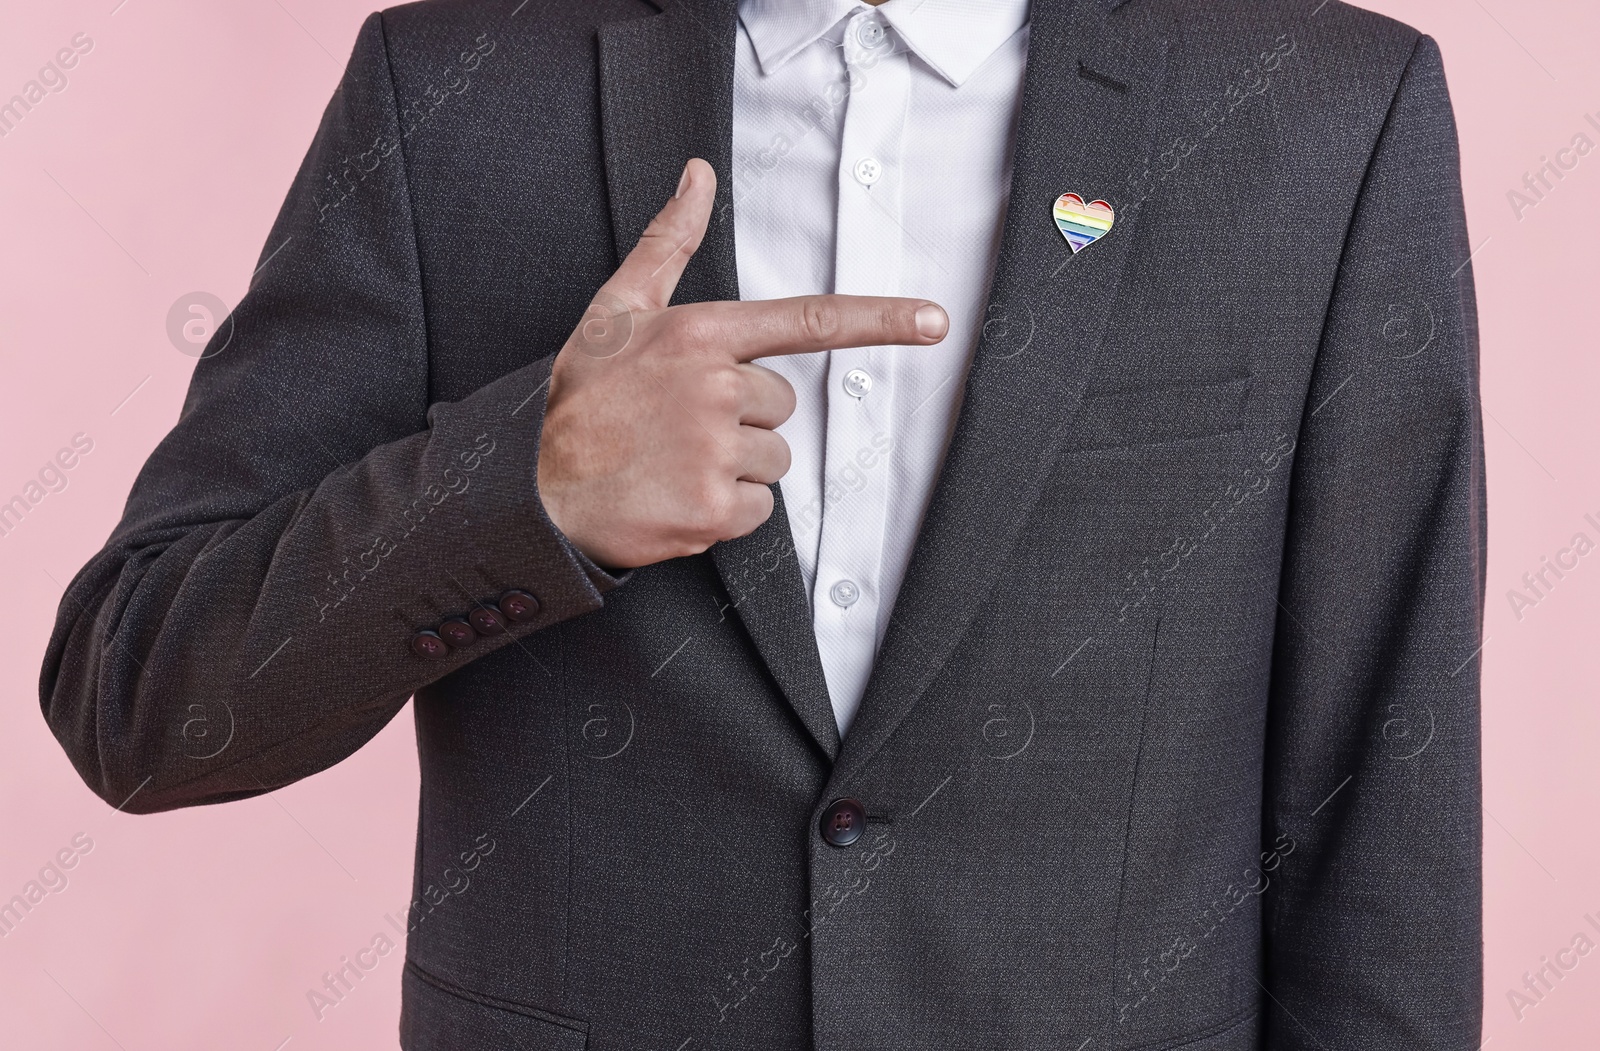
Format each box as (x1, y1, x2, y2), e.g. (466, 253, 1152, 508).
(39, 13, 618, 815)
(1262, 35, 1485, 1050)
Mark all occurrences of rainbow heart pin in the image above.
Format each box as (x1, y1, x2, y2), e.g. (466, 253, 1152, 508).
(1053, 193, 1115, 253)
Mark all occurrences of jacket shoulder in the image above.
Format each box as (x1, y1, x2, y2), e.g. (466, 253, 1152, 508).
(1139, 0, 1446, 156)
(375, 0, 656, 44)
(1150, 0, 1425, 78)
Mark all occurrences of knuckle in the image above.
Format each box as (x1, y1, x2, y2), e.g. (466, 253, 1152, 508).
(637, 214, 669, 243)
(703, 367, 742, 413)
(774, 374, 798, 418)
(677, 226, 706, 257)
(632, 216, 679, 259)
(799, 298, 842, 345)
(874, 300, 911, 342)
(889, 301, 916, 340)
(736, 486, 774, 536)
(549, 352, 576, 387)
(672, 536, 714, 559)
(638, 205, 695, 252)
(685, 475, 732, 536)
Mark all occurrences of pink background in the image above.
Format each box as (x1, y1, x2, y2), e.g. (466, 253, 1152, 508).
(1, 0, 1596, 1047)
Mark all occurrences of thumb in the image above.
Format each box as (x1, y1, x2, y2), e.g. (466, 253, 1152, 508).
(598, 157, 716, 312)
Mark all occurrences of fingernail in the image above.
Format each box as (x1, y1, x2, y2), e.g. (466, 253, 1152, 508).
(674, 162, 693, 199)
(915, 304, 949, 340)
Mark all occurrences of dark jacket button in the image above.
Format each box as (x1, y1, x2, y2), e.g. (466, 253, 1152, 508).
(498, 589, 541, 623)
(819, 798, 866, 847)
(410, 630, 450, 660)
(438, 618, 478, 649)
(467, 606, 508, 635)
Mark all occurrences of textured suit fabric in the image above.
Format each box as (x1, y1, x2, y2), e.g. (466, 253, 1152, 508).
(40, 0, 1485, 1049)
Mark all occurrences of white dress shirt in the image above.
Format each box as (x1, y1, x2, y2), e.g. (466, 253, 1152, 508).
(732, 0, 1031, 735)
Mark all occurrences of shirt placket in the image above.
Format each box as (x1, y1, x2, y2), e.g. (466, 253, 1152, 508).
(811, 8, 911, 734)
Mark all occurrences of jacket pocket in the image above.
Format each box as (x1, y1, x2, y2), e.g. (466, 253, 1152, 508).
(401, 960, 588, 1051)
(1068, 375, 1251, 452)
(1160, 1009, 1259, 1050)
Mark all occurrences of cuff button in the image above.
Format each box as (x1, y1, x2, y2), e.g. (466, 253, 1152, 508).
(410, 630, 450, 660)
(497, 589, 541, 623)
(467, 606, 509, 635)
(438, 618, 479, 649)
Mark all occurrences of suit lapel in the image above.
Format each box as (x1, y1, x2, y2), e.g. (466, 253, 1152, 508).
(598, 0, 842, 761)
(828, 0, 1173, 789)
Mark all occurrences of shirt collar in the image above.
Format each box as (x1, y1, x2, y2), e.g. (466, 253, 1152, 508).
(740, 0, 1032, 87)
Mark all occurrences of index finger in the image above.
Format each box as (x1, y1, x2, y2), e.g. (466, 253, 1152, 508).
(713, 295, 949, 362)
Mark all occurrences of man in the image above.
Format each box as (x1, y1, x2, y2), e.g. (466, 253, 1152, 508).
(42, 0, 1486, 1047)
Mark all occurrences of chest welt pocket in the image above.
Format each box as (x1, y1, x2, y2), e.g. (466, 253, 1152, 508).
(1066, 375, 1251, 452)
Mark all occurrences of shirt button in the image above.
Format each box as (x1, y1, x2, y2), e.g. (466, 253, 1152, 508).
(855, 20, 887, 49)
(843, 369, 873, 398)
(829, 580, 860, 608)
(853, 157, 882, 186)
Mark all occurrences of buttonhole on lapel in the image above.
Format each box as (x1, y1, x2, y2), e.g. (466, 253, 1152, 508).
(1077, 62, 1130, 95)
(866, 815, 894, 826)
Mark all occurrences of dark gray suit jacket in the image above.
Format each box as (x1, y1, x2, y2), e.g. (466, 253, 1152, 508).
(41, 0, 1486, 1048)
